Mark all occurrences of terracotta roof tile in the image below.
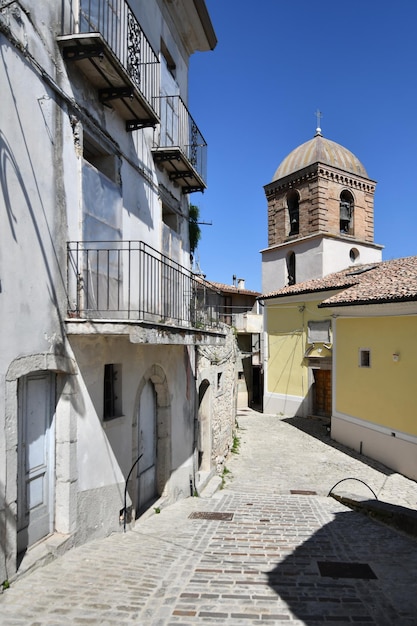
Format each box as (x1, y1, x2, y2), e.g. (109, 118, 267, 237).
(261, 256, 417, 306)
(207, 280, 261, 297)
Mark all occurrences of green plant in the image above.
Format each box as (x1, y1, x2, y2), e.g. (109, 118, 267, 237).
(231, 433, 240, 454)
(189, 204, 201, 259)
(154, 507, 161, 514)
(221, 466, 232, 489)
(2, 580, 10, 590)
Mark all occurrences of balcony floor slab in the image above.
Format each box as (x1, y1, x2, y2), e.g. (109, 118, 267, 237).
(65, 319, 226, 346)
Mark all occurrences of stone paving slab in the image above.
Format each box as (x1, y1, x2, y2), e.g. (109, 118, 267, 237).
(1, 410, 417, 625)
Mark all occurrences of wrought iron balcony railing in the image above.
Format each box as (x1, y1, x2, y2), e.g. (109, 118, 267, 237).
(59, 0, 160, 129)
(152, 95, 207, 193)
(67, 241, 221, 330)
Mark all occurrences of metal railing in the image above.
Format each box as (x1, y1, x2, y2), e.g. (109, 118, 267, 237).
(67, 241, 221, 329)
(62, 0, 160, 117)
(155, 95, 207, 184)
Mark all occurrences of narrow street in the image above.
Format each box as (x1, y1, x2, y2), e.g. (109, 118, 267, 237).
(1, 408, 417, 625)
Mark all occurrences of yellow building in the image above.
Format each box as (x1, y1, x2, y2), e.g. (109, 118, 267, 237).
(262, 258, 417, 481)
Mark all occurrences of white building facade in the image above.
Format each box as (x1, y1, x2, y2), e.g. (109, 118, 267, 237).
(0, 0, 232, 581)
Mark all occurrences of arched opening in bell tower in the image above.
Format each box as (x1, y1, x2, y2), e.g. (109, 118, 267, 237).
(340, 190, 354, 234)
(287, 190, 300, 236)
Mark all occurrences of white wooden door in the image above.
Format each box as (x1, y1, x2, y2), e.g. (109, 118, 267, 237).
(137, 380, 157, 512)
(17, 372, 55, 552)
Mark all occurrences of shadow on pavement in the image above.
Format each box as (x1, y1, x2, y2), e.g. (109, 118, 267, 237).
(283, 415, 395, 477)
(266, 506, 416, 624)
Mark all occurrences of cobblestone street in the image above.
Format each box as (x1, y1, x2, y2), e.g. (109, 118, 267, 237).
(1, 409, 417, 625)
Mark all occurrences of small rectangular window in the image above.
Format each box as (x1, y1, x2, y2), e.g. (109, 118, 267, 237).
(161, 39, 176, 76)
(103, 363, 122, 420)
(162, 203, 179, 232)
(83, 133, 119, 183)
(359, 349, 371, 368)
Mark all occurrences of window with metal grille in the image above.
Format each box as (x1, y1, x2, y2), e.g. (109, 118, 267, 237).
(103, 363, 123, 420)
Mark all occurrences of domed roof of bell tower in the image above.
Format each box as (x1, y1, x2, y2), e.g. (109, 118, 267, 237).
(273, 130, 368, 181)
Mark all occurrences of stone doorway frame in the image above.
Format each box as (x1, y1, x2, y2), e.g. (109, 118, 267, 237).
(131, 364, 171, 519)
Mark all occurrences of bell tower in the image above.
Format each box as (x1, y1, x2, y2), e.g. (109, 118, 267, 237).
(261, 126, 383, 294)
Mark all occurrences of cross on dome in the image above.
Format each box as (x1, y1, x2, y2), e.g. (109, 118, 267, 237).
(314, 109, 323, 136)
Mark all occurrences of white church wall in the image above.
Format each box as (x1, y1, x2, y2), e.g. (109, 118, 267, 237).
(322, 238, 383, 276)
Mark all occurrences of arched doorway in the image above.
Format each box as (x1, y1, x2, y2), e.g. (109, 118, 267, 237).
(132, 364, 171, 518)
(137, 379, 157, 513)
(197, 379, 211, 472)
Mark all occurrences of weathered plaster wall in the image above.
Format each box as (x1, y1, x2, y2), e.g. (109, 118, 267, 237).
(67, 335, 196, 542)
(0, 12, 71, 581)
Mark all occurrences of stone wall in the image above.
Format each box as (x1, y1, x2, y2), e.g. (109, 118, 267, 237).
(197, 325, 239, 475)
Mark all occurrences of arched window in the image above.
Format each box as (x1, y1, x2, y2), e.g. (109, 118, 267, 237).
(287, 251, 296, 285)
(287, 190, 299, 236)
(340, 190, 354, 234)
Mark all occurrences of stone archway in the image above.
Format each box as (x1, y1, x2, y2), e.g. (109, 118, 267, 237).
(197, 379, 211, 473)
(131, 364, 171, 518)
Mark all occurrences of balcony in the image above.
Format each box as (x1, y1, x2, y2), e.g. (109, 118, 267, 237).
(58, 0, 160, 130)
(220, 311, 263, 334)
(152, 96, 207, 193)
(66, 241, 224, 344)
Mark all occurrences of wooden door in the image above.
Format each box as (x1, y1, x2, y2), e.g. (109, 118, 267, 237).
(313, 369, 332, 417)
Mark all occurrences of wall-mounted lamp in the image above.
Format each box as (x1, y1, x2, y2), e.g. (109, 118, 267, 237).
(392, 353, 400, 362)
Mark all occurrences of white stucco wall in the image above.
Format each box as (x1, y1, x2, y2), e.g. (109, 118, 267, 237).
(332, 415, 417, 481)
(68, 335, 196, 542)
(262, 236, 383, 294)
(0, 0, 215, 579)
(322, 238, 382, 275)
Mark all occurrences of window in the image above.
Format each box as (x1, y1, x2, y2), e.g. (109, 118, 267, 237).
(83, 133, 119, 183)
(287, 251, 296, 286)
(308, 320, 331, 344)
(217, 371, 223, 394)
(340, 190, 354, 234)
(359, 349, 371, 368)
(287, 190, 299, 236)
(350, 247, 359, 263)
(161, 39, 176, 77)
(103, 363, 122, 420)
(162, 203, 179, 232)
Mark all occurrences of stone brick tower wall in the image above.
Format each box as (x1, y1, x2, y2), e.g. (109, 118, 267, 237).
(261, 130, 383, 293)
(265, 163, 376, 247)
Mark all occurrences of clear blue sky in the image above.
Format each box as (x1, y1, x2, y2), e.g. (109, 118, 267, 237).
(189, 0, 417, 293)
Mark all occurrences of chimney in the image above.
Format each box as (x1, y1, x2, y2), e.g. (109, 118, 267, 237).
(237, 278, 245, 290)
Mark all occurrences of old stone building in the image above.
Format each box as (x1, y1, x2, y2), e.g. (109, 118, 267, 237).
(0, 0, 239, 583)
